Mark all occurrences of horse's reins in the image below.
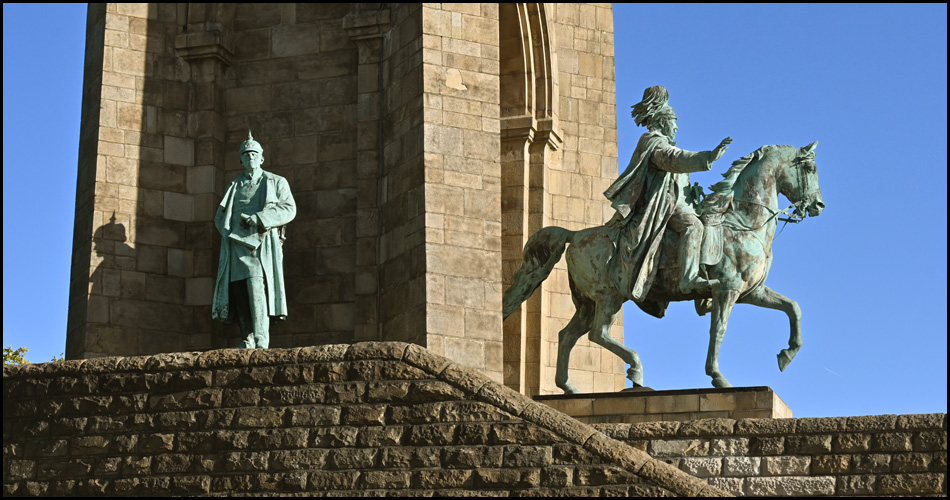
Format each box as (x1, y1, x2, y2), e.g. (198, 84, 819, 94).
(728, 152, 812, 236)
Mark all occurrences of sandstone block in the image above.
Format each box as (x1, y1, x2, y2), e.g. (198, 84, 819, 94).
(852, 453, 891, 474)
(914, 430, 948, 451)
(836, 474, 876, 495)
(679, 457, 722, 478)
(442, 446, 503, 468)
(361, 471, 411, 490)
(650, 438, 710, 458)
(877, 473, 944, 495)
(763, 456, 811, 476)
(833, 432, 871, 453)
(785, 434, 832, 454)
(502, 445, 553, 467)
(811, 454, 851, 475)
(414, 469, 473, 489)
(722, 456, 761, 477)
(329, 448, 377, 470)
(744, 476, 835, 496)
(407, 424, 456, 446)
(873, 432, 914, 452)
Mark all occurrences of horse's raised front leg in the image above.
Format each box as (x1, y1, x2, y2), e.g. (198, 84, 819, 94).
(587, 296, 643, 387)
(738, 285, 802, 372)
(707, 286, 740, 388)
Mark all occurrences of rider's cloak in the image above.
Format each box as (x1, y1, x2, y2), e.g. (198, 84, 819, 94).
(604, 130, 713, 316)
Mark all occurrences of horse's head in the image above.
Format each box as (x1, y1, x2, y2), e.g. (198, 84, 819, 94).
(780, 141, 824, 219)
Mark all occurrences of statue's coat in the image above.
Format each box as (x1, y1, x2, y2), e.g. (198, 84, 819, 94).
(212, 171, 296, 322)
(604, 131, 713, 307)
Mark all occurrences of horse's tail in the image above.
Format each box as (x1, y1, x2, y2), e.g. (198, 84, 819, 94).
(503, 226, 575, 320)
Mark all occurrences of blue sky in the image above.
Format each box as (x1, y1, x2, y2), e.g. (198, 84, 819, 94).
(3, 4, 946, 418)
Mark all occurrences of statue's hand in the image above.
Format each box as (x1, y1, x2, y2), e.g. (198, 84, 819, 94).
(712, 137, 733, 161)
(241, 213, 258, 229)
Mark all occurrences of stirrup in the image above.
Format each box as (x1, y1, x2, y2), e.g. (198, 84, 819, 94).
(680, 277, 717, 294)
(695, 298, 713, 316)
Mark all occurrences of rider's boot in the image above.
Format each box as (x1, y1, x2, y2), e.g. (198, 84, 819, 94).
(678, 224, 718, 294)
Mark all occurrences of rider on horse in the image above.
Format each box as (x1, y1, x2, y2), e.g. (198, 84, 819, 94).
(603, 86, 732, 312)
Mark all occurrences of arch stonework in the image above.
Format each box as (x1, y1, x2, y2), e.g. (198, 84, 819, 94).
(500, 3, 623, 395)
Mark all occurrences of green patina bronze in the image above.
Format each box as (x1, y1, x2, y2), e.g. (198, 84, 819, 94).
(504, 86, 824, 393)
(213, 131, 297, 349)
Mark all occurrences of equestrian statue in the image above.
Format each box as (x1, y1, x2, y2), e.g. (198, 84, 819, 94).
(503, 86, 825, 393)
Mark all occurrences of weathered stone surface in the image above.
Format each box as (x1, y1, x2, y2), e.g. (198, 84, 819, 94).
(744, 476, 835, 496)
(650, 438, 711, 458)
(834, 432, 871, 453)
(896, 413, 945, 431)
(21, 341, 947, 497)
(836, 474, 876, 495)
(722, 456, 761, 476)
(784, 434, 832, 454)
(679, 457, 723, 477)
(852, 454, 892, 474)
(873, 432, 914, 452)
(811, 454, 851, 475)
(914, 430, 948, 452)
(749, 436, 785, 456)
(763, 456, 811, 476)
(678, 418, 736, 437)
(877, 473, 944, 495)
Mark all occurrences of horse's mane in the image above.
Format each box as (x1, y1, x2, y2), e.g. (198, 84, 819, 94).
(702, 144, 791, 214)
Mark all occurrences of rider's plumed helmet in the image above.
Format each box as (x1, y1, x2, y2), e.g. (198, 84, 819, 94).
(631, 85, 671, 127)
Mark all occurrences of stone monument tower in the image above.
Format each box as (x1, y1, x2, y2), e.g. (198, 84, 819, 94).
(67, 3, 624, 395)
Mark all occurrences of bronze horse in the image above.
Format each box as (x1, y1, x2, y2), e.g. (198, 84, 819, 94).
(503, 142, 824, 393)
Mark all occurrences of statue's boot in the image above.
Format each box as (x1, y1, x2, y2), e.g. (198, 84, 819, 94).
(248, 276, 270, 349)
(678, 224, 718, 295)
(233, 308, 256, 349)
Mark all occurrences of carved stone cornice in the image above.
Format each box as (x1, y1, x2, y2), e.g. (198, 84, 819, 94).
(343, 9, 391, 42)
(175, 25, 234, 65)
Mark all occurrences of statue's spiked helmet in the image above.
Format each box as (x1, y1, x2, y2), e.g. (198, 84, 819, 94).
(239, 130, 263, 154)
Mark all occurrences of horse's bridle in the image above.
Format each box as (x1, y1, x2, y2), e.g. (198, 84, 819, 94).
(731, 150, 814, 231)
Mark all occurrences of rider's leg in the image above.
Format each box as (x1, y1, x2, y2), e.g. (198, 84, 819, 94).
(667, 206, 714, 293)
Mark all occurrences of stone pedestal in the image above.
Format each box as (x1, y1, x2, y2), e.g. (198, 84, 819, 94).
(535, 386, 792, 424)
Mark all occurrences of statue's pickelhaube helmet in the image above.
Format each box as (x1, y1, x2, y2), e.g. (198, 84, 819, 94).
(239, 130, 263, 154)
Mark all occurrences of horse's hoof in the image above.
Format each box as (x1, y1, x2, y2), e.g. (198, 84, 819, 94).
(711, 376, 732, 388)
(558, 381, 579, 394)
(777, 350, 795, 372)
(627, 367, 644, 387)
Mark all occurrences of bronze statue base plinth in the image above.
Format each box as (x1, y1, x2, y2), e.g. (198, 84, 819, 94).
(534, 386, 791, 424)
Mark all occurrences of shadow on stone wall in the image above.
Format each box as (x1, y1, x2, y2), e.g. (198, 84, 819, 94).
(2, 342, 720, 497)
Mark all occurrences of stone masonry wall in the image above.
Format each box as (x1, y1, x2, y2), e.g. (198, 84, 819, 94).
(596, 415, 947, 496)
(538, 3, 625, 395)
(222, 3, 360, 348)
(68, 3, 220, 359)
(2, 342, 724, 497)
(420, 3, 505, 383)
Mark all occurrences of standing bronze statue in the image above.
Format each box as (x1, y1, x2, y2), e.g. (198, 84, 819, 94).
(212, 131, 297, 349)
(503, 86, 824, 392)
